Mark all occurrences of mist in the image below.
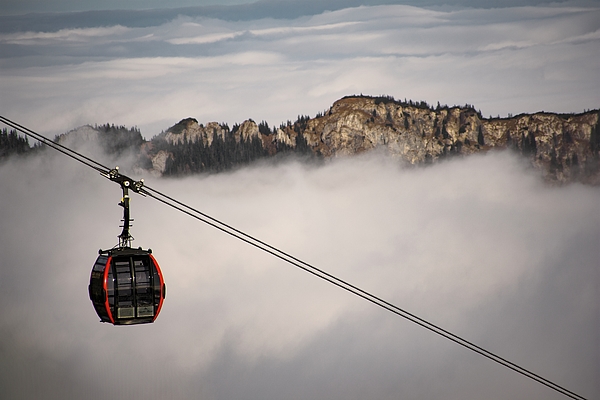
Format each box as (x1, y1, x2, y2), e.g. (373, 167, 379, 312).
(0, 146, 597, 399)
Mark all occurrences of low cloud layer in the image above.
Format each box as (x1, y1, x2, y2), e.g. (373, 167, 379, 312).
(1, 3, 599, 138)
(0, 148, 598, 399)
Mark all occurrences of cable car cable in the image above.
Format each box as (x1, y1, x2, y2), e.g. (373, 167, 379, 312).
(142, 185, 582, 400)
(0, 116, 110, 174)
(142, 187, 586, 400)
(0, 115, 588, 400)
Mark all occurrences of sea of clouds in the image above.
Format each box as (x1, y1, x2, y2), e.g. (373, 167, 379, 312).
(0, 145, 597, 399)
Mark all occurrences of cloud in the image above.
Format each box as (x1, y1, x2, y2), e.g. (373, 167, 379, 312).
(0, 3, 598, 140)
(0, 25, 132, 45)
(0, 147, 598, 399)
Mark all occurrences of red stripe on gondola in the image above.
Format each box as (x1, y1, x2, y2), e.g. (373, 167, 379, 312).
(103, 256, 115, 324)
(149, 253, 165, 321)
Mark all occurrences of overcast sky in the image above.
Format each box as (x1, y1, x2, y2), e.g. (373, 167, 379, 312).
(3, 0, 596, 15)
(0, 1, 599, 399)
(0, 0, 598, 138)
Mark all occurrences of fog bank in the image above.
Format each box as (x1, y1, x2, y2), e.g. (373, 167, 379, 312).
(0, 149, 597, 399)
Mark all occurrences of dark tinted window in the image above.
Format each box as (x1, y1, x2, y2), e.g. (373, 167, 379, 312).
(93, 255, 108, 272)
(114, 259, 133, 311)
(134, 257, 154, 315)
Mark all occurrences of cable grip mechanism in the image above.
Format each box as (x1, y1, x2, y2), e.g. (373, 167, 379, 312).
(102, 166, 146, 248)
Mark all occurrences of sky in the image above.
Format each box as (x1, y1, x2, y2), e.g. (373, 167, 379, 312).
(3, 0, 595, 15)
(0, 1, 599, 399)
(0, 0, 598, 138)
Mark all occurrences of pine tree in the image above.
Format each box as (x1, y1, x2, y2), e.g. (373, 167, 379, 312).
(477, 126, 485, 146)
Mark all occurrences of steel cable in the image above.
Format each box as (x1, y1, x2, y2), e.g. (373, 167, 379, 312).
(142, 186, 586, 400)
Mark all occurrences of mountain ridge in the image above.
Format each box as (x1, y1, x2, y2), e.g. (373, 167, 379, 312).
(147, 95, 600, 184)
(2, 95, 598, 184)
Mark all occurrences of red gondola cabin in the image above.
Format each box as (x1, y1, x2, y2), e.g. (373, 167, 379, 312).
(89, 247, 165, 325)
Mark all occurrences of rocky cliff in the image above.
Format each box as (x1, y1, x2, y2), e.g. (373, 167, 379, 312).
(147, 96, 600, 184)
(5, 96, 595, 183)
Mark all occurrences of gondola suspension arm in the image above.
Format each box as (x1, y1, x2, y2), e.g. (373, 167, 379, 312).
(100, 167, 147, 248)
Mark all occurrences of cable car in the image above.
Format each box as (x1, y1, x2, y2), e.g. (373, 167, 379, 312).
(89, 247, 165, 325)
(88, 168, 166, 325)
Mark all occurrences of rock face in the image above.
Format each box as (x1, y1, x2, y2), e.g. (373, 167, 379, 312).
(150, 118, 268, 175)
(149, 96, 599, 184)
(298, 96, 600, 183)
(163, 118, 229, 147)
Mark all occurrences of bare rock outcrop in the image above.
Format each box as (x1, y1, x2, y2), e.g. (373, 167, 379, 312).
(163, 118, 229, 147)
(290, 96, 599, 184)
(147, 96, 599, 183)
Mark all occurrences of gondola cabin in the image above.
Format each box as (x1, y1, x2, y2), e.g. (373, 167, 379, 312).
(89, 247, 166, 325)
